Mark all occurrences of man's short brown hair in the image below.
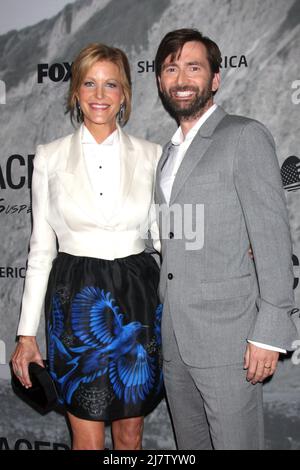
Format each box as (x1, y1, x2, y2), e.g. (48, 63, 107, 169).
(155, 28, 222, 80)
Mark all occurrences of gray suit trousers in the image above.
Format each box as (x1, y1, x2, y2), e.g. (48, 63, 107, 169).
(162, 306, 264, 450)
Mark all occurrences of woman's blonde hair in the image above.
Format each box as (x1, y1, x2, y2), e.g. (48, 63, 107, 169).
(67, 43, 132, 126)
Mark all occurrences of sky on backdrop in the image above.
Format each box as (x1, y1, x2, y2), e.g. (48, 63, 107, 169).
(0, 0, 79, 34)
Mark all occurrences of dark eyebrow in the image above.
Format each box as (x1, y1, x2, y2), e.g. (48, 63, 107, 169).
(186, 61, 202, 66)
(162, 60, 203, 71)
(161, 62, 177, 71)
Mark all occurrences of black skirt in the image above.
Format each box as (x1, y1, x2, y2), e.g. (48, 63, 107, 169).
(45, 251, 163, 422)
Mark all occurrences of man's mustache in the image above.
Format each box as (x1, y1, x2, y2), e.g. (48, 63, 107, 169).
(169, 86, 200, 94)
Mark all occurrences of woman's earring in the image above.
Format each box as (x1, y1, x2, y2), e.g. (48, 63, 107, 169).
(118, 103, 125, 125)
(76, 100, 83, 122)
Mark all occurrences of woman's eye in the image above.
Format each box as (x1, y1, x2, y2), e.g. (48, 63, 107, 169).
(106, 82, 117, 88)
(83, 81, 94, 87)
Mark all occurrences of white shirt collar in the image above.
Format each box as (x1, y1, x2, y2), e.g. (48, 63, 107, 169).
(171, 103, 218, 146)
(81, 124, 118, 145)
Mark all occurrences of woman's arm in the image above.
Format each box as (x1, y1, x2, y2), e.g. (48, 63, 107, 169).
(17, 145, 57, 336)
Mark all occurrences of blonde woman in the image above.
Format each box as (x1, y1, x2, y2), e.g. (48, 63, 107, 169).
(11, 43, 163, 450)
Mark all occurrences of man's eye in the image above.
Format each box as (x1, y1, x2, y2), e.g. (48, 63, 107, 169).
(189, 66, 201, 72)
(166, 67, 176, 73)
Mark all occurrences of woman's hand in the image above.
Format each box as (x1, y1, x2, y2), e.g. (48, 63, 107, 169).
(11, 336, 44, 388)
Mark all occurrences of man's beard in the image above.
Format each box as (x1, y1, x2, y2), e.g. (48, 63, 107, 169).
(160, 83, 213, 121)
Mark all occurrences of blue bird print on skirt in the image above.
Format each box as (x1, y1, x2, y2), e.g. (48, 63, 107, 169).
(55, 287, 156, 406)
(45, 251, 164, 420)
(47, 295, 72, 404)
(153, 303, 164, 396)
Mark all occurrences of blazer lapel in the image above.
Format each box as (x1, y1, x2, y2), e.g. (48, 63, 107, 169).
(57, 124, 110, 225)
(113, 125, 138, 215)
(59, 124, 139, 226)
(169, 106, 227, 204)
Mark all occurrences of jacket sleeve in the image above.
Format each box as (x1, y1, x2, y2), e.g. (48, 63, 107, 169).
(17, 145, 57, 336)
(233, 121, 298, 350)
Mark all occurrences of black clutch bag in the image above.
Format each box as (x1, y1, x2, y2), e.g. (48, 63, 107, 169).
(11, 361, 59, 415)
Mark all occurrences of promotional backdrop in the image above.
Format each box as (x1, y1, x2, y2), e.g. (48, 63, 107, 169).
(0, 0, 300, 450)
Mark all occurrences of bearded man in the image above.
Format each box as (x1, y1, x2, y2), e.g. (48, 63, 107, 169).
(154, 28, 297, 450)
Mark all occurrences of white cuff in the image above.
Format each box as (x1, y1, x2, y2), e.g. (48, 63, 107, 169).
(248, 340, 286, 354)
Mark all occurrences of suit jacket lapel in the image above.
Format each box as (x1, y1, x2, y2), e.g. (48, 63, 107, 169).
(169, 106, 227, 204)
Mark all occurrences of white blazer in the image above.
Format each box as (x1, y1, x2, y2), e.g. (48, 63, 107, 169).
(17, 124, 162, 336)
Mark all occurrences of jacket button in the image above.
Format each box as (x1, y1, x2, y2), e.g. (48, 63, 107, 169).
(169, 232, 174, 239)
(168, 273, 173, 280)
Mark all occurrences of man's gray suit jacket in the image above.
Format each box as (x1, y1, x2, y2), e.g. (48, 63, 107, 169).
(155, 106, 298, 368)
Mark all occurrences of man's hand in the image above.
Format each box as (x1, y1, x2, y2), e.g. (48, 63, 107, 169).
(244, 343, 279, 384)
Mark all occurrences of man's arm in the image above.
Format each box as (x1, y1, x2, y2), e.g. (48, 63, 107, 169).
(233, 121, 298, 382)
